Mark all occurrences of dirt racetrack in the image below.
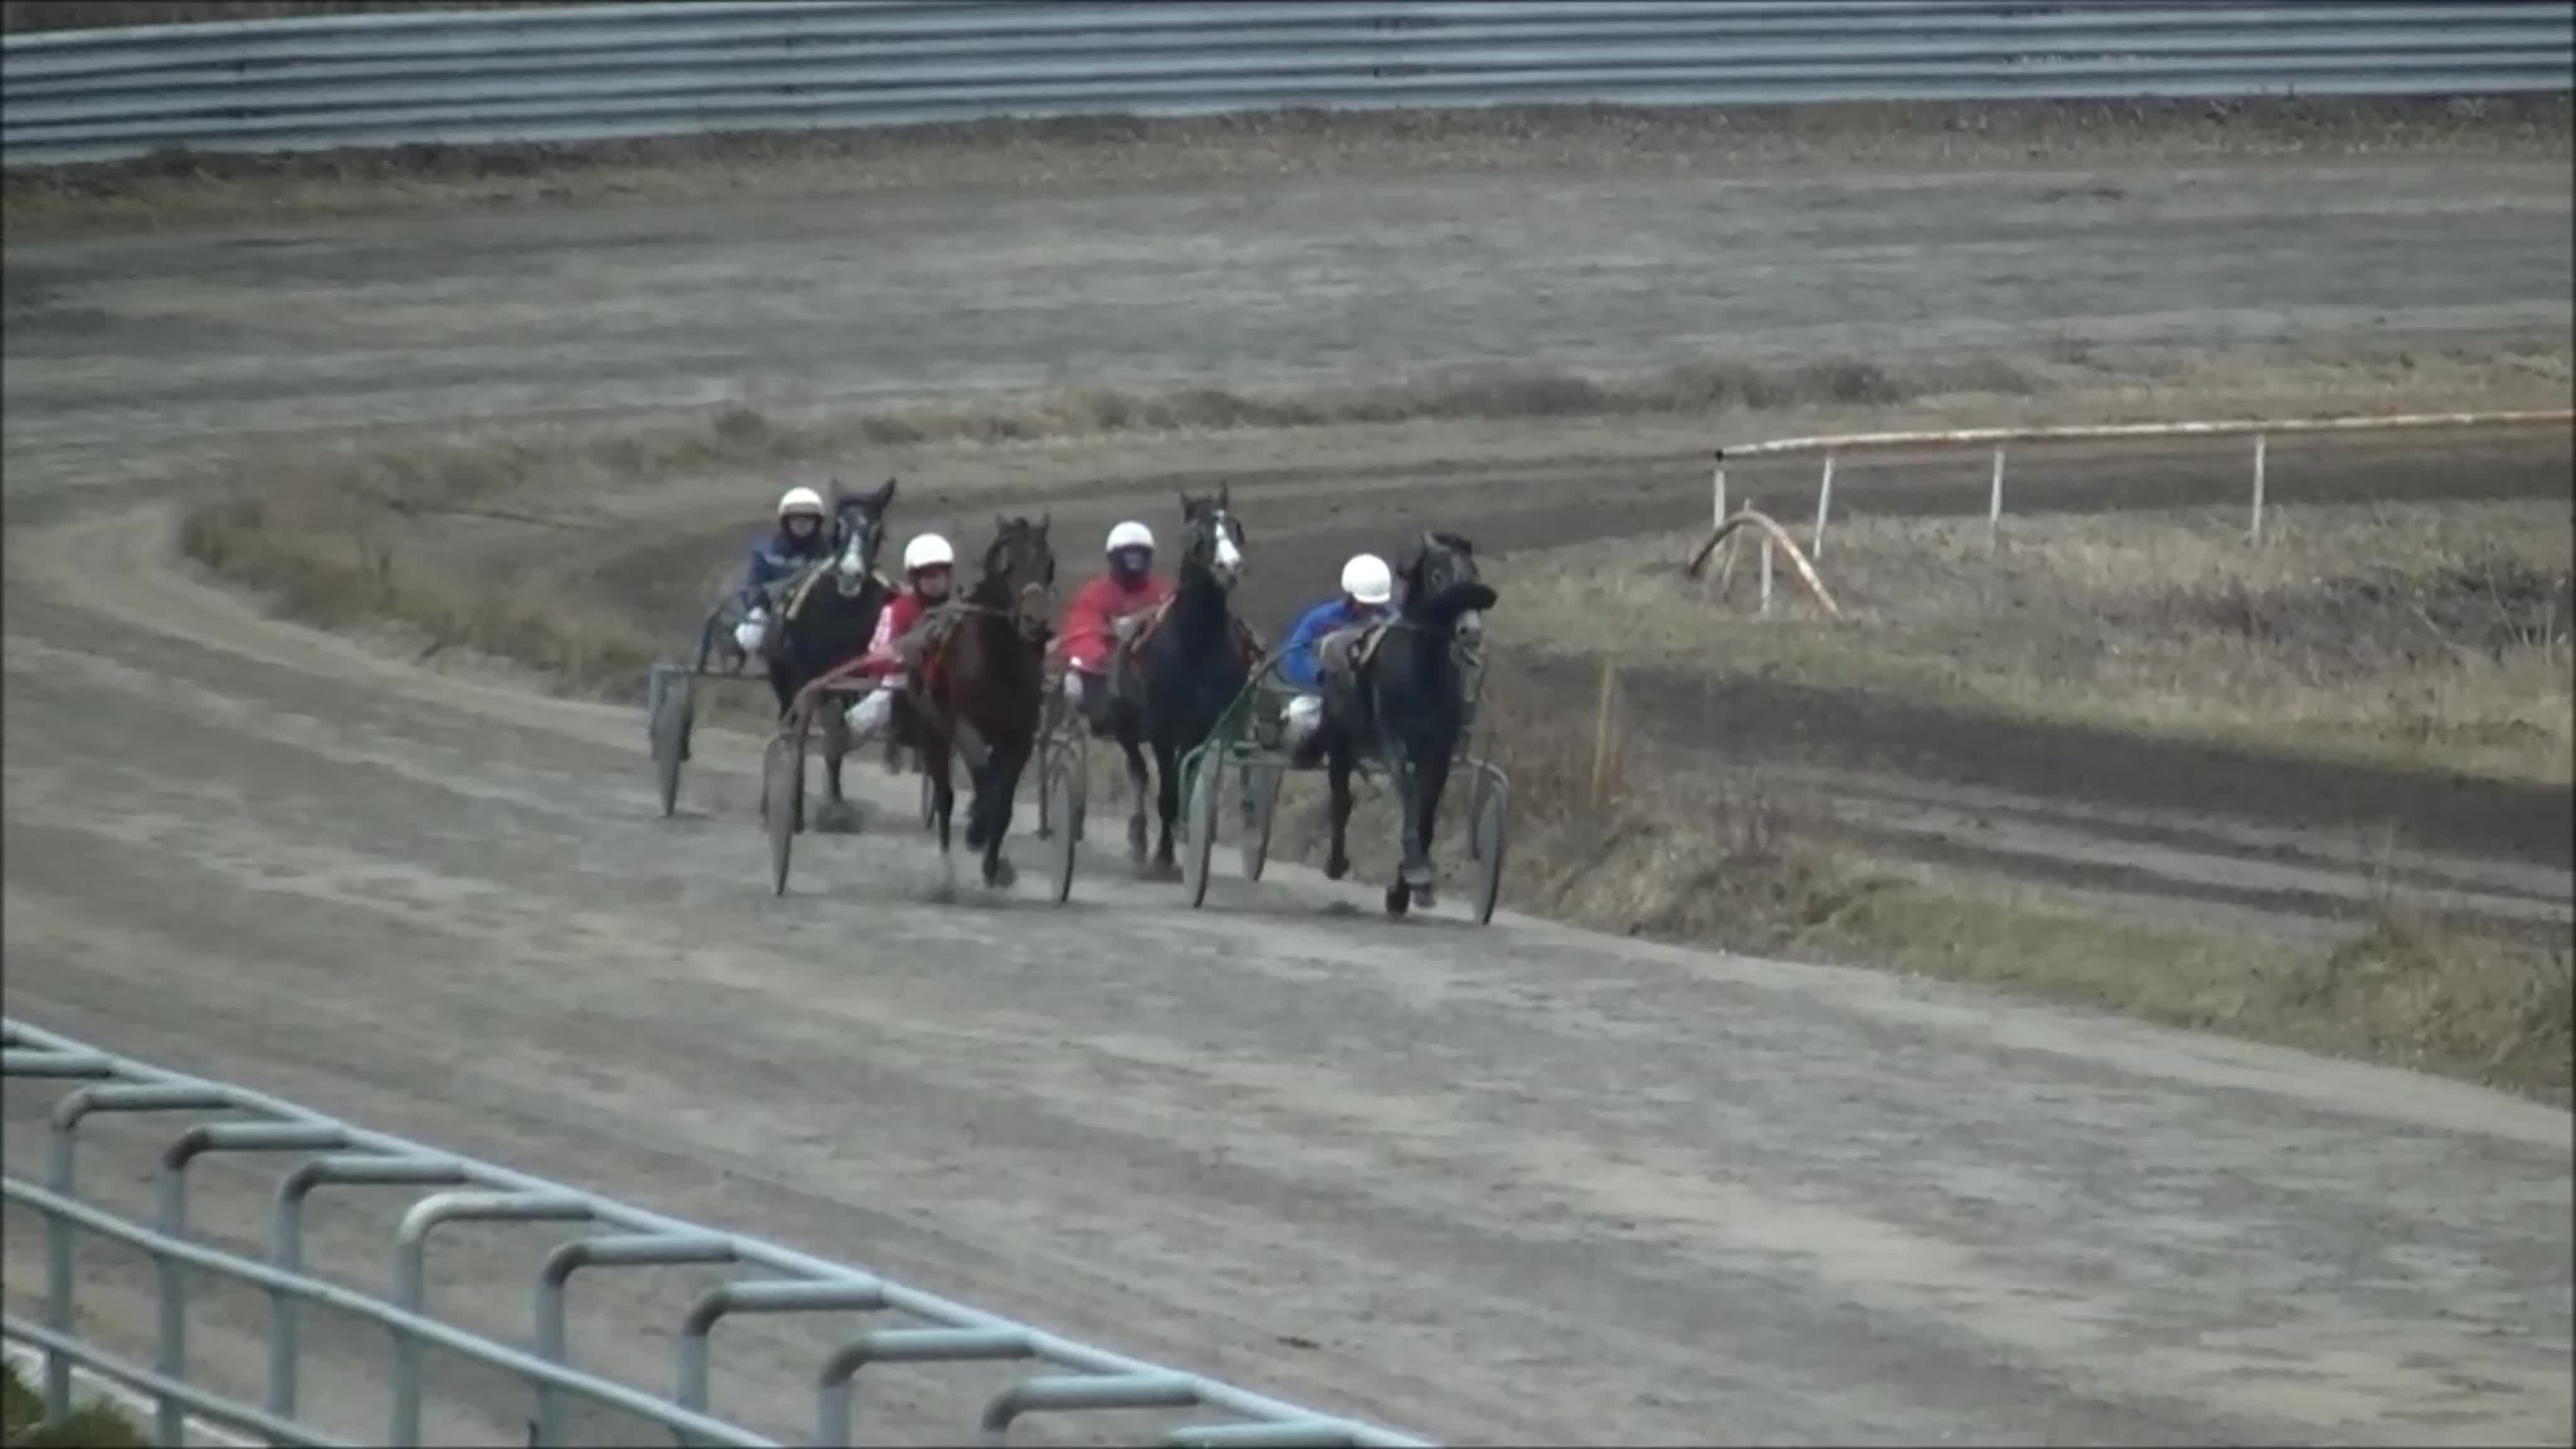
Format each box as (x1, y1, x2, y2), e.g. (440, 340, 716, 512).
(5, 110, 2573, 1445)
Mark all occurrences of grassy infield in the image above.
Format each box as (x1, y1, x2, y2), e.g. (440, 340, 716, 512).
(7, 3, 2570, 1119)
(3, 1363, 147, 1448)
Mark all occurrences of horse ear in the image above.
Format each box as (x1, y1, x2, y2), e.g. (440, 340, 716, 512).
(875, 477, 897, 507)
(1037, 511, 1050, 535)
(1177, 490, 1193, 516)
(1218, 481, 1231, 508)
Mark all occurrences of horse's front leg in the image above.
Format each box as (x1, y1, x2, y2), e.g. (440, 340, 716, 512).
(979, 740, 1030, 889)
(923, 728, 957, 892)
(814, 701, 858, 833)
(1381, 745, 1426, 916)
(1323, 742, 1356, 881)
(1150, 736, 1182, 877)
(1407, 738, 1453, 908)
(1118, 726, 1152, 864)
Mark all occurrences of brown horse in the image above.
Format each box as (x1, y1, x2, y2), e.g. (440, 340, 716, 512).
(910, 514, 1058, 890)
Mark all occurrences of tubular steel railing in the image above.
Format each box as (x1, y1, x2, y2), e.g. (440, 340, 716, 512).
(1, 1016, 1431, 1448)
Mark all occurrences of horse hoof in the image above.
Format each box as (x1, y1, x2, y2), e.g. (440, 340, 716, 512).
(1140, 858, 1182, 884)
(986, 858, 1018, 890)
(1384, 880, 1411, 917)
(1324, 854, 1350, 882)
(813, 800, 862, 835)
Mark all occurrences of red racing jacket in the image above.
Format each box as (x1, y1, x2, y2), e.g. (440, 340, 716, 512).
(850, 588, 936, 680)
(1058, 571, 1171, 674)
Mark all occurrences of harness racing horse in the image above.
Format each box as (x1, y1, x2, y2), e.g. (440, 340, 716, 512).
(1315, 530, 1498, 916)
(766, 477, 897, 833)
(913, 514, 1058, 890)
(1109, 487, 1253, 879)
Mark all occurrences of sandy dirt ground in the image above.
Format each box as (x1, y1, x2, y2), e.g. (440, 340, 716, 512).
(4, 135, 2572, 1445)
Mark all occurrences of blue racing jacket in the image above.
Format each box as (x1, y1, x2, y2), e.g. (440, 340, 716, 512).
(736, 530, 828, 612)
(1275, 596, 1387, 691)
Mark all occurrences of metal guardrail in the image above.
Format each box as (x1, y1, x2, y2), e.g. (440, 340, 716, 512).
(3, 1, 2570, 166)
(0, 1017, 1430, 1448)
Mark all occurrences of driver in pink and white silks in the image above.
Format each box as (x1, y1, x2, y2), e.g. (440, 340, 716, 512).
(841, 533, 955, 739)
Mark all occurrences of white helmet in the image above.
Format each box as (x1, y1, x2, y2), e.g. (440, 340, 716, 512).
(1340, 552, 1394, 606)
(902, 533, 954, 573)
(1105, 520, 1155, 555)
(777, 486, 826, 519)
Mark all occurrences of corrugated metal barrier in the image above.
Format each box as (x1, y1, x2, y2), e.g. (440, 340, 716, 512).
(3, 1, 2570, 166)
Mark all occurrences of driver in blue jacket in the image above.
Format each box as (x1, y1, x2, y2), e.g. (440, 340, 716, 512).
(730, 486, 833, 659)
(1274, 552, 1395, 757)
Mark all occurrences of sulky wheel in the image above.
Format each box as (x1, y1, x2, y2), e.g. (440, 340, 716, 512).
(762, 734, 803, 897)
(1046, 752, 1084, 904)
(1470, 769, 1509, 926)
(1181, 753, 1222, 909)
(1237, 760, 1283, 884)
(649, 668, 694, 819)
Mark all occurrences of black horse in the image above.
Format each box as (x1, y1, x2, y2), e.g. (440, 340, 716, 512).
(1107, 488, 1253, 878)
(913, 514, 1058, 890)
(766, 477, 896, 833)
(1314, 531, 1498, 916)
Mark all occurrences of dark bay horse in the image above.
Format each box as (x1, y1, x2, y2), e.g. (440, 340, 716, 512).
(767, 477, 896, 833)
(1315, 531, 1498, 916)
(913, 514, 1058, 889)
(1108, 488, 1253, 878)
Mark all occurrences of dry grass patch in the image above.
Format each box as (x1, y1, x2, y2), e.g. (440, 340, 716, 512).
(8, 93, 2567, 236)
(1497, 498, 2576, 786)
(3, 1363, 148, 1449)
(1228, 664, 2572, 1104)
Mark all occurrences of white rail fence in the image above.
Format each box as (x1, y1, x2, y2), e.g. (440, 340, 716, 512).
(1696, 408, 2576, 615)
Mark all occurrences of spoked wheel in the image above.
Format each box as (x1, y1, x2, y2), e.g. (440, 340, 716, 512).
(1181, 752, 1222, 909)
(648, 667, 694, 819)
(1046, 750, 1085, 904)
(762, 734, 803, 897)
(1037, 726, 1084, 841)
(1470, 767, 1509, 926)
(1237, 760, 1283, 883)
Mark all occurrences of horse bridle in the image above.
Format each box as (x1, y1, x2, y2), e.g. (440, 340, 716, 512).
(828, 506, 884, 596)
(1185, 501, 1244, 588)
(961, 536, 1057, 645)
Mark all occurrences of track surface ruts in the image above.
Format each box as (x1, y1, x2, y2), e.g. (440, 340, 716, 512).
(4, 145, 2570, 1445)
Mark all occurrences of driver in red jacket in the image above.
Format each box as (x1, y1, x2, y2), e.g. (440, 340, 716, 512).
(841, 531, 955, 741)
(1057, 519, 1170, 731)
